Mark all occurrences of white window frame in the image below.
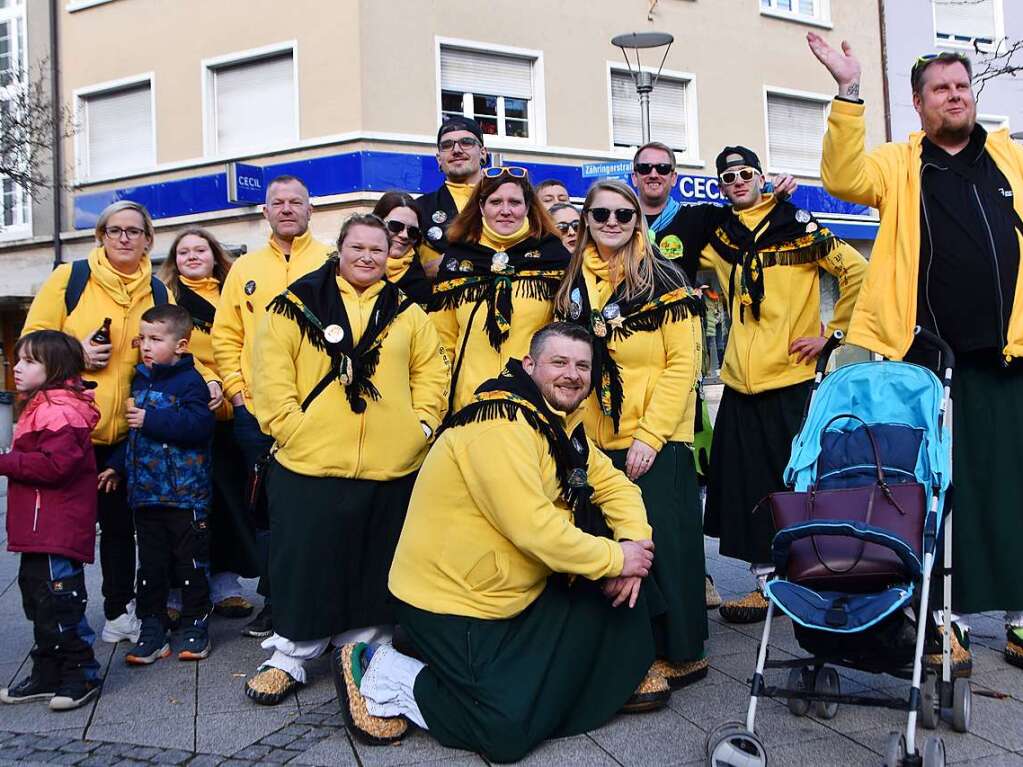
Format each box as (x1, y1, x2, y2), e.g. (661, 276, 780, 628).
(434, 37, 547, 147)
(932, 0, 1004, 52)
(606, 62, 701, 167)
(0, 0, 30, 241)
(978, 113, 1010, 132)
(73, 72, 156, 183)
(763, 85, 831, 178)
(201, 40, 299, 158)
(759, 0, 833, 29)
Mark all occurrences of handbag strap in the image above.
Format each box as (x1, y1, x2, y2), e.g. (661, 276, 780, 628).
(813, 413, 886, 488)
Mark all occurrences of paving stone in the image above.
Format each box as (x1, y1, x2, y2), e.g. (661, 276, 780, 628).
(196, 709, 300, 757)
(123, 746, 160, 761)
(112, 760, 149, 767)
(87, 715, 195, 753)
(183, 756, 222, 767)
(230, 745, 272, 761)
(293, 714, 328, 726)
(76, 757, 123, 767)
(1, 747, 44, 762)
(258, 731, 299, 748)
(589, 708, 708, 766)
(954, 753, 1023, 766)
(35, 736, 77, 751)
(44, 753, 88, 765)
(352, 728, 477, 767)
(262, 749, 300, 764)
(511, 735, 618, 766)
(151, 749, 193, 765)
(290, 733, 360, 767)
(759, 734, 879, 766)
(60, 742, 101, 754)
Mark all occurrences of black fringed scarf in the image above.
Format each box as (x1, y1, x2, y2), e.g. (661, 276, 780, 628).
(559, 266, 702, 433)
(429, 235, 569, 351)
(267, 256, 414, 414)
(440, 359, 612, 539)
(175, 284, 217, 334)
(707, 200, 839, 322)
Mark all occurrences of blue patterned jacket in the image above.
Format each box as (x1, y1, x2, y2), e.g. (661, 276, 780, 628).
(111, 355, 215, 511)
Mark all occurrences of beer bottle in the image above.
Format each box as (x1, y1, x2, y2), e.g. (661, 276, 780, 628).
(91, 318, 112, 345)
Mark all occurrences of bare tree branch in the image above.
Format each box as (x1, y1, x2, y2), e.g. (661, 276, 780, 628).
(973, 37, 1023, 96)
(0, 58, 73, 194)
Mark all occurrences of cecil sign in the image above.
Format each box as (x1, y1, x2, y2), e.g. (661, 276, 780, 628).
(227, 162, 265, 205)
(579, 161, 726, 205)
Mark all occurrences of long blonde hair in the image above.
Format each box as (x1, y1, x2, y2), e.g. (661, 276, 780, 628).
(554, 179, 685, 315)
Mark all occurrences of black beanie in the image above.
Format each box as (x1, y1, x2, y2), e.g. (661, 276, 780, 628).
(715, 145, 762, 175)
(437, 116, 484, 146)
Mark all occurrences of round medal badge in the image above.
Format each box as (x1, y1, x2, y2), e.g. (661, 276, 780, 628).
(602, 303, 621, 320)
(432, 210, 448, 224)
(427, 226, 443, 242)
(795, 209, 811, 224)
(323, 324, 345, 344)
(244, 280, 257, 296)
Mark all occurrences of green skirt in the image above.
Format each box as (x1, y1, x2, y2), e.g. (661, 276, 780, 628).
(606, 442, 707, 662)
(951, 355, 1023, 613)
(400, 579, 655, 764)
(267, 463, 415, 641)
(209, 421, 260, 577)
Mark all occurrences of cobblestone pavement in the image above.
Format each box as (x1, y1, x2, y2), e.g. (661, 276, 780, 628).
(1, 429, 1022, 763)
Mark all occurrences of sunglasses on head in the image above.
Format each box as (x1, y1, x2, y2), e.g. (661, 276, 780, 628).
(719, 167, 759, 185)
(438, 136, 481, 152)
(587, 207, 637, 225)
(912, 51, 971, 74)
(634, 162, 674, 176)
(385, 219, 422, 243)
(555, 220, 581, 233)
(482, 166, 529, 180)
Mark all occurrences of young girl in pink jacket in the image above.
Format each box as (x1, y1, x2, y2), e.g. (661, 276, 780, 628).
(0, 330, 103, 712)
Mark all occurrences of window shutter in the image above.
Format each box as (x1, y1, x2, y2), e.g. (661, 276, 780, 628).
(611, 71, 687, 151)
(85, 83, 153, 177)
(214, 52, 295, 154)
(440, 47, 532, 99)
(934, 0, 995, 41)
(766, 93, 827, 175)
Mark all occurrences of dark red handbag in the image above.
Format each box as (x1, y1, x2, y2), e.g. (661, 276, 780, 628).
(769, 414, 926, 592)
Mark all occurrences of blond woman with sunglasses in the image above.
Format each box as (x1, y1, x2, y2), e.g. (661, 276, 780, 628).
(555, 178, 708, 705)
(429, 167, 567, 411)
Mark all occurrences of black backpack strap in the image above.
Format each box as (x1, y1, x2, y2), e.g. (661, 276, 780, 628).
(64, 259, 91, 316)
(150, 276, 168, 306)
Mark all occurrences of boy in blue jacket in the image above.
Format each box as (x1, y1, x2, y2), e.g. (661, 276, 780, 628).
(103, 305, 216, 664)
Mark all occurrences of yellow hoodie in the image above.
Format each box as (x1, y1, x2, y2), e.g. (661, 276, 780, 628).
(699, 195, 867, 394)
(252, 276, 449, 479)
(212, 230, 332, 407)
(22, 247, 216, 445)
(822, 98, 1023, 360)
(388, 408, 651, 620)
(430, 223, 558, 410)
(579, 246, 702, 450)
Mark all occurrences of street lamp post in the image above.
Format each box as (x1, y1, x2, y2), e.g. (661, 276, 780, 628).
(611, 31, 675, 144)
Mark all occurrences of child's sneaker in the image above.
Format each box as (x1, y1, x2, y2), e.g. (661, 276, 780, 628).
(178, 615, 211, 661)
(0, 673, 57, 704)
(101, 603, 142, 644)
(125, 617, 170, 666)
(49, 680, 100, 711)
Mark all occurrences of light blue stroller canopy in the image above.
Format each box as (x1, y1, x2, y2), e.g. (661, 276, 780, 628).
(765, 361, 951, 634)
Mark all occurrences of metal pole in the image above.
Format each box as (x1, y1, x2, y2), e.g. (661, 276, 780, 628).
(636, 70, 653, 144)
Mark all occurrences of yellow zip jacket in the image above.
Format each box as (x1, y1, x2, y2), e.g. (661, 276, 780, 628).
(579, 253, 702, 450)
(388, 409, 651, 619)
(174, 275, 233, 421)
(252, 277, 449, 479)
(212, 230, 332, 407)
(822, 97, 1023, 359)
(22, 248, 216, 445)
(700, 195, 867, 394)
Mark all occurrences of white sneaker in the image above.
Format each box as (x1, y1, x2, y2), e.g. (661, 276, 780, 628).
(101, 608, 141, 643)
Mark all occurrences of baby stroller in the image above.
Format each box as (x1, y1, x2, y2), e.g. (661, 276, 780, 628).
(706, 328, 970, 767)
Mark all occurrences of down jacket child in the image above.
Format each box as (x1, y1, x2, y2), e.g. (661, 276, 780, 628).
(0, 387, 101, 563)
(112, 355, 216, 510)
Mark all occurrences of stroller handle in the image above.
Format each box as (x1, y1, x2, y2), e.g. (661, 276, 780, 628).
(912, 326, 956, 374)
(815, 330, 845, 377)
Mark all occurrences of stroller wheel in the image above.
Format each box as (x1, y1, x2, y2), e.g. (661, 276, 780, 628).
(921, 735, 946, 767)
(951, 678, 971, 733)
(706, 725, 767, 767)
(786, 668, 811, 717)
(884, 732, 906, 767)
(921, 671, 939, 730)
(811, 667, 840, 720)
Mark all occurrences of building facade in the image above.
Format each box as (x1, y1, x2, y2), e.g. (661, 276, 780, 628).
(0, 0, 887, 387)
(883, 0, 1023, 140)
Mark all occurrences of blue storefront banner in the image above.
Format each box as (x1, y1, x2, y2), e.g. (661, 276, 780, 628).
(74, 149, 875, 236)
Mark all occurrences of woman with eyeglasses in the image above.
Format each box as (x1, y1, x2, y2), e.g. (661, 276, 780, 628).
(371, 192, 432, 306)
(243, 213, 449, 705)
(158, 229, 260, 623)
(549, 203, 582, 254)
(430, 166, 567, 411)
(555, 178, 708, 704)
(22, 201, 223, 648)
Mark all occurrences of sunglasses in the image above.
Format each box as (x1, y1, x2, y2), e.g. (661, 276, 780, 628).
(912, 51, 971, 74)
(385, 219, 422, 243)
(634, 162, 674, 176)
(482, 166, 529, 180)
(719, 168, 759, 185)
(438, 136, 481, 152)
(587, 207, 637, 225)
(555, 220, 581, 233)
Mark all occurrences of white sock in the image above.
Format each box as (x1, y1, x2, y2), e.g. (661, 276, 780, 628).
(360, 644, 428, 729)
